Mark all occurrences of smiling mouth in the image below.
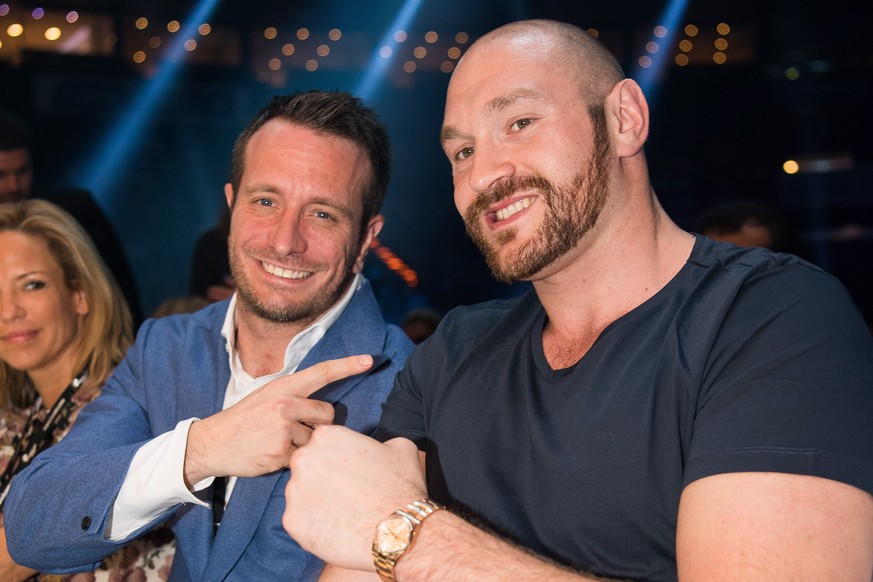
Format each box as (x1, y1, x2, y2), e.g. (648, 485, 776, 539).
(1, 329, 38, 343)
(262, 261, 312, 280)
(494, 197, 534, 222)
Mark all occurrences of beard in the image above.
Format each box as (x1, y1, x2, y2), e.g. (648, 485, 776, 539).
(228, 240, 356, 325)
(463, 106, 612, 283)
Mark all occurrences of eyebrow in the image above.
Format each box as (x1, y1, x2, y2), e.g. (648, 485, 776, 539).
(242, 183, 280, 195)
(311, 197, 355, 220)
(440, 88, 545, 146)
(15, 270, 48, 281)
(240, 185, 356, 219)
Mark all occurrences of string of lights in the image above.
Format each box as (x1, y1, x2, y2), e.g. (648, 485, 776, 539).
(1, 3, 751, 87)
(370, 238, 418, 288)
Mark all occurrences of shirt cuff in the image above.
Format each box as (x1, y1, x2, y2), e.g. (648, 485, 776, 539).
(106, 418, 212, 541)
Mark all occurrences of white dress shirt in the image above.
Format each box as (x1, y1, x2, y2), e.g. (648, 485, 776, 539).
(107, 274, 362, 540)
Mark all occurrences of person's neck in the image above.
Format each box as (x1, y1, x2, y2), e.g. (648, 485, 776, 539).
(533, 192, 694, 369)
(28, 354, 80, 409)
(233, 310, 315, 378)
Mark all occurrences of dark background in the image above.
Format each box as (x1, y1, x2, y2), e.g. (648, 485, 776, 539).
(2, 0, 871, 324)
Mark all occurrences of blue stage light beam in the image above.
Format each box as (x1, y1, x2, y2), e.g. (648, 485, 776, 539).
(82, 0, 221, 205)
(355, 0, 425, 101)
(630, 0, 690, 111)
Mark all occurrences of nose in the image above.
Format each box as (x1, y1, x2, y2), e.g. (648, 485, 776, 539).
(268, 210, 308, 257)
(467, 144, 515, 194)
(0, 292, 25, 323)
(0, 175, 19, 200)
(0, 168, 29, 202)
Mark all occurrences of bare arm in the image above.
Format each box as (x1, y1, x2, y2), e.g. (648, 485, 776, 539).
(285, 427, 620, 581)
(392, 510, 618, 581)
(318, 524, 614, 582)
(677, 472, 873, 581)
(287, 427, 873, 580)
(0, 525, 37, 582)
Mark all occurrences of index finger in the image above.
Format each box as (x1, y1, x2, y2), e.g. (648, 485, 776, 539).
(274, 354, 376, 398)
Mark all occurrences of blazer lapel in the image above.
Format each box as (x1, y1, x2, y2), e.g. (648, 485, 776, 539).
(302, 280, 390, 407)
(200, 470, 284, 581)
(171, 303, 234, 581)
(197, 281, 388, 580)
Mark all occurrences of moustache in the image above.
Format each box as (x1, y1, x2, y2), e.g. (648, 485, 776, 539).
(469, 175, 555, 215)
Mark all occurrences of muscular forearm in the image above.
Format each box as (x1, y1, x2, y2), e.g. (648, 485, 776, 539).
(395, 511, 623, 581)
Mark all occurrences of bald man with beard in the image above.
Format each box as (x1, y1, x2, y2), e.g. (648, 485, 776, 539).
(282, 20, 873, 582)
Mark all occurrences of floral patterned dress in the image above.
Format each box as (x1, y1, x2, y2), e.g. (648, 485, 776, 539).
(0, 381, 175, 582)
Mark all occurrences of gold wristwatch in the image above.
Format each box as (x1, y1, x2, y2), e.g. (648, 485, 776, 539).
(372, 498, 444, 582)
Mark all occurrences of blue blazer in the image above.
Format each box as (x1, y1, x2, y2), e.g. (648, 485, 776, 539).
(6, 280, 414, 581)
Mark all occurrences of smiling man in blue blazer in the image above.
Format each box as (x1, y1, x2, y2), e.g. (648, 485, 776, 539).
(5, 91, 415, 581)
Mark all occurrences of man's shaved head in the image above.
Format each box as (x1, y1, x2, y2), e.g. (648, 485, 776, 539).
(455, 19, 626, 108)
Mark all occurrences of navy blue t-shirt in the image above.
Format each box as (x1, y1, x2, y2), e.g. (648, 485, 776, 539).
(377, 236, 873, 581)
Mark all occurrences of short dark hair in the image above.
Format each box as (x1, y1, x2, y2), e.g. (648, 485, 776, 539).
(228, 91, 391, 227)
(0, 109, 31, 151)
(693, 201, 780, 238)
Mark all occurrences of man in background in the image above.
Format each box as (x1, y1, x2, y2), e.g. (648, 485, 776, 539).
(0, 108, 142, 324)
(693, 199, 782, 249)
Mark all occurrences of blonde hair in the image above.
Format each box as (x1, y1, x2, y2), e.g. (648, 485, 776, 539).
(0, 200, 133, 407)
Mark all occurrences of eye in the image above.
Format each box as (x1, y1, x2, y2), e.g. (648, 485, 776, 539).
(24, 280, 46, 291)
(510, 118, 533, 131)
(256, 198, 274, 207)
(313, 210, 334, 221)
(455, 147, 474, 161)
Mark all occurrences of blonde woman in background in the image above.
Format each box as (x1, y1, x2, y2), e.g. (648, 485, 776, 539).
(0, 199, 174, 581)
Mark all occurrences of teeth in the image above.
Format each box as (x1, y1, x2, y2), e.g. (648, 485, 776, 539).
(495, 198, 532, 221)
(262, 261, 311, 279)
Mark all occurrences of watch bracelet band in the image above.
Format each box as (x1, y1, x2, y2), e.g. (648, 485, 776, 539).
(402, 498, 443, 522)
(374, 498, 444, 582)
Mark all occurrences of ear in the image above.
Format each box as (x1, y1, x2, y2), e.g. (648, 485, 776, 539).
(73, 290, 90, 317)
(608, 79, 649, 158)
(224, 183, 235, 208)
(353, 214, 384, 273)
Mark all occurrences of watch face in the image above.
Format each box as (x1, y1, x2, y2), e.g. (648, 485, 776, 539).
(375, 514, 415, 555)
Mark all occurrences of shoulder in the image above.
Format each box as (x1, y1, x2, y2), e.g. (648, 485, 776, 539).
(690, 236, 829, 284)
(139, 300, 228, 337)
(384, 324, 415, 359)
(666, 239, 871, 370)
(409, 293, 536, 367)
(682, 237, 857, 316)
(437, 294, 532, 342)
(127, 300, 229, 363)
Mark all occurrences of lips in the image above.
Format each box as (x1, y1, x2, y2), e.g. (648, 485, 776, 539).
(1, 329, 38, 343)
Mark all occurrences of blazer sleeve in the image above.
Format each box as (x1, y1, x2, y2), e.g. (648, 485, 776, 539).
(4, 318, 179, 573)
